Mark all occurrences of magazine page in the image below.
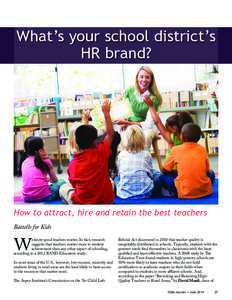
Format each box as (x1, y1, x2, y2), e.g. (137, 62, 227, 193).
(0, 3, 232, 300)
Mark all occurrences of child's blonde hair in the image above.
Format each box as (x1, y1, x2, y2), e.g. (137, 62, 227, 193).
(68, 122, 79, 156)
(124, 125, 146, 152)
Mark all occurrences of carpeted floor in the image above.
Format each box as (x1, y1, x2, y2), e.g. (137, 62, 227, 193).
(14, 178, 218, 205)
(114, 178, 218, 205)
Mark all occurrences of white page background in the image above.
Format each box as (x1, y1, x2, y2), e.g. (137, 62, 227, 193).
(0, 1, 231, 299)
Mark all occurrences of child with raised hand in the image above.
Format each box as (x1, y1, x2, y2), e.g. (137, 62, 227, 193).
(160, 123, 215, 198)
(21, 136, 65, 203)
(68, 108, 121, 178)
(144, 96, 194, 155)
(60, 100, 115, 205)
(114, 125, 161, 200)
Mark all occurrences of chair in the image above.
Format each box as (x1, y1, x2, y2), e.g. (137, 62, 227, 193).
(151, 136, 163, 171)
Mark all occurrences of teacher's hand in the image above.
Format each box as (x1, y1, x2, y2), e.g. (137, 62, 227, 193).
(114, 119, 129, 132)
(114, 119, 129, 125)
(143, 95, 154, 107)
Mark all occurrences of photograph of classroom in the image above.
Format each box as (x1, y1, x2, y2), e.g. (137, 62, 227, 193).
(13, 64, 218, 205)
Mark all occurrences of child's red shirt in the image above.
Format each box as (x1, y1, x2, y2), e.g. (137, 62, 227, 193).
(68, 140, 114, 204)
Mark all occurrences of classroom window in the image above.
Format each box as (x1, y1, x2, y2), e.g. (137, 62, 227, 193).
(14, 64, 57, 98)
(57, 64, 124, 96)
(14, 64, 214, 97)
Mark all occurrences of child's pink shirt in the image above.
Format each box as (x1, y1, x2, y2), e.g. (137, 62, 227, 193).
(22, 156, 52, 200)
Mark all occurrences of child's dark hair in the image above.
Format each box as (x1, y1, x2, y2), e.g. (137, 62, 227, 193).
(21, 136, 50, 174)
(166, 111, 194, 133)
(181, 123, 202, 143)
(75, 124, 98, 150)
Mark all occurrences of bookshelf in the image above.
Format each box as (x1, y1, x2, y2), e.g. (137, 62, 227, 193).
(161, 106, 209, 112)
(14, 125, 39, 151)
(14, 108, 218, 156)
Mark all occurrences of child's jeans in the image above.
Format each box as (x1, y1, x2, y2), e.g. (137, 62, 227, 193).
(159, 171, 178, 197)
(114, 170, 162, 200)
(59, 183, 75, 204)
(24, 179, 66, 203)
(160, 170, 215, 197)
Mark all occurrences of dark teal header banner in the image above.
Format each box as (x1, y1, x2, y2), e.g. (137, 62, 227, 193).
(0, 27, 231, 63)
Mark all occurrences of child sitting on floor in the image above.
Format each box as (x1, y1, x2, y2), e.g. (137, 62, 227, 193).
(114, 125, 161, 200)
(144, 96, 194, 157)
(21, 136, 65, 202)
(160, 123, 215, 198)
(59, 100, 115, 205)
(68, 109, 121, 178)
